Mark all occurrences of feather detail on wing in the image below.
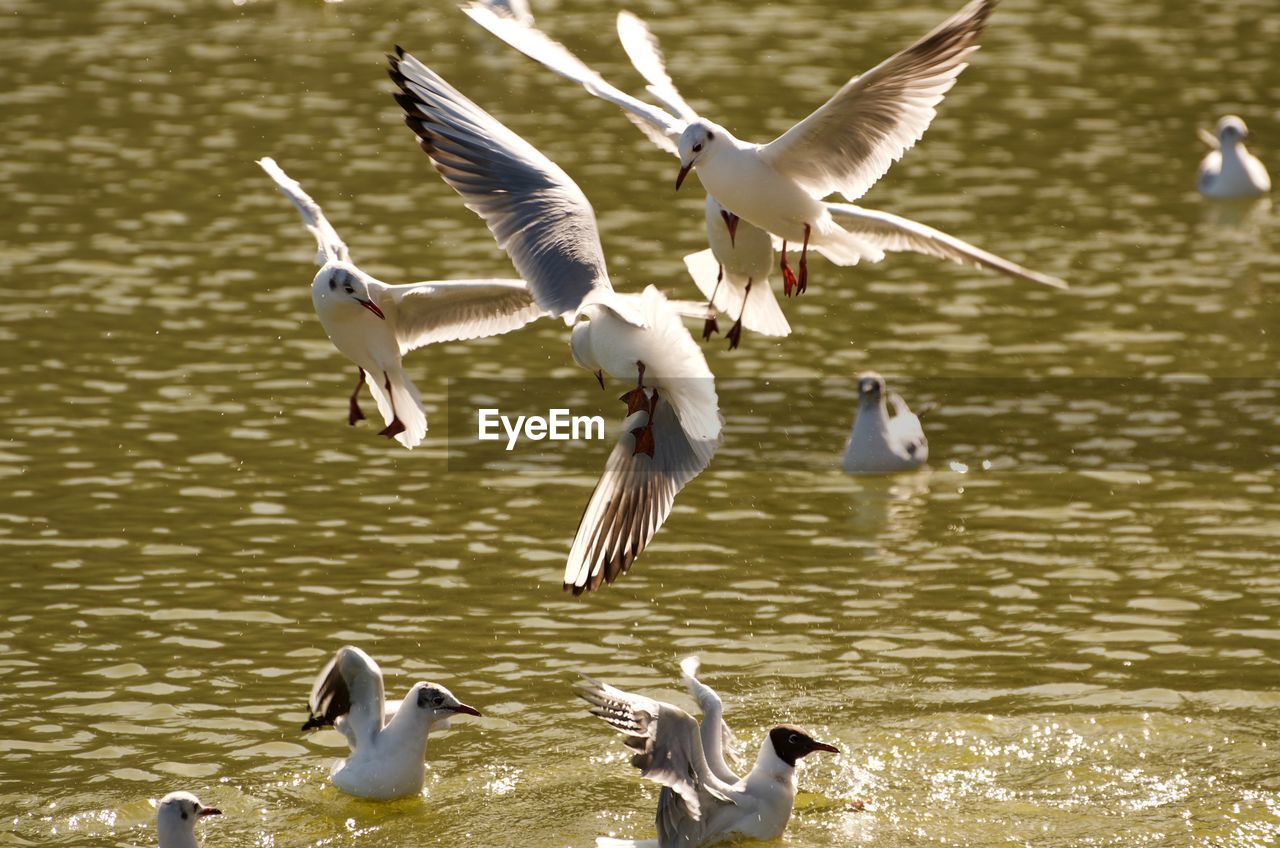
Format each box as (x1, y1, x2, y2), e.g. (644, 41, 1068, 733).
(378, 278, 546, 353)
(615, 12, 699, 123)
(389, 48, 617, 321)
(680, 656, 742, 780)
(759, 0, 994, 201)
(826, 203, 1068, 289)
(258, 157, 351, 266)
(303, 646, 386, 751)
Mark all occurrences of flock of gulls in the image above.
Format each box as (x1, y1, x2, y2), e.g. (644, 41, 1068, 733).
(159, 0, 1270, 845)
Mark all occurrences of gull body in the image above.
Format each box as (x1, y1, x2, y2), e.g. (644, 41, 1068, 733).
(389, 50, 721, 593)
(580, 658, 838, 848)
(465, 2, 1064, 348)
(156, 791, 220, 848)
(1198, 115, 1271, 199)
(301, 645, 481, 801)
(258, 158, 545, 449)
(842, 372, 928, 474)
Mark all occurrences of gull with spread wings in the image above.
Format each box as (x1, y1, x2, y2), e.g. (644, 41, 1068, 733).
(259, 158, 545, 448)
(465, 0, 1064, 350)
(387, 49, 722, 594)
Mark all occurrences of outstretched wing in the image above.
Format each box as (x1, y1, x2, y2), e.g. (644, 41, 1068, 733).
(388, 48, 620, 322)
(258, 157, 351, 266)
(377, 278, 547, 354)
(615, 11, 700, 124)
(679, 656, 742, 782)
(302, 646, 385, 751)
(577, 675, 738, 842)
(759, 0, 994, 201)
(463, 3, 686, 156)
(826, 203, 1067, 289)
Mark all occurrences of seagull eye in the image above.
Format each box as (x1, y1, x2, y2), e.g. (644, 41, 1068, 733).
(344, 285, 354, 294)
(692, 143, 703, 153)
(789, 733, 800, 745)
(432, 695, 444, 707)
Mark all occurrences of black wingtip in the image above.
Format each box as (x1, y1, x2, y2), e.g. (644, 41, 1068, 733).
(300, 715, 329, 732)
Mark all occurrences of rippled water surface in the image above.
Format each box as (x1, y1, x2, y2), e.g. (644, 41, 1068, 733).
(3, 0, 1278, 845)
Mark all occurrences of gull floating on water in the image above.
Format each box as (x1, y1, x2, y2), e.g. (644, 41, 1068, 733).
(388, 49, 722, 594)
(1197, 115, 1271, 199)
(258, 157, 545, 449)
(465, 3, 1064, 349)
(842, 372, 928, 474)
(301, 645, 481, 800)
(578, 657, 838, 848)
(156, 791, 220, 848)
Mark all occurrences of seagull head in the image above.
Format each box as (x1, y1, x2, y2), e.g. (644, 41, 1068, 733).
(313, 265, 385, 320)
(1216, 115, 1249, 145)
(156, 791, 220, 848)
(411, 682, 481, 729)
(767, 725, 840, 767)
(676, 121, 721, 190)
(857, 371, 887, 406)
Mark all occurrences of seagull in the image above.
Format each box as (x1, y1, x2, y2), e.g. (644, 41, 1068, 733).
(300, 645, 481, 800)
(388, 49, 722, 594)
(155, 791, 220, 848)
(577, 658, 839, 848)
(1197, 115, 1271, 199)
(464, 3, 1064, 350)
(842, 372, 928, 474)
(257, 157, 545, 449)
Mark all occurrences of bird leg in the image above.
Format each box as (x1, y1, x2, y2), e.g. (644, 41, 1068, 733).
(619, 361, 650, 417)
(796, 223, 811, 295)
(702, 266, 723, 341)
(780, 240, 798, 296)
(348, 368, 367, 426)
(630, 389, 659, 458)
(377, 372, 407, 439)
(725, 279, 751, 350)
(719, 208, 740, 246)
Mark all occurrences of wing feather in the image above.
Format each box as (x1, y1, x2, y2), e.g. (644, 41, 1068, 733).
(381, 278, 546, 353)
(258, 157, 350, 266)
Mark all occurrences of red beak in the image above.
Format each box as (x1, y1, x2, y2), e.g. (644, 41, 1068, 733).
(357, 298, 385, 321)
(198, 807, 222, 817)
(449, 703, 482, 717)
(811, 741, 840, 754)
(676, 163, 692, 190)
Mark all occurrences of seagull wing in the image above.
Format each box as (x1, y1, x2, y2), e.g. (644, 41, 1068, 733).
(888, 393, 927, 458)
(462, 3, 686, 156)
(615, 11, 700, 124)
(389, 48, 631, 323)
(759, 0, 993, 202)
(374, 278, 547, 354)
(679, 656, 742, 781)
(1197, 127, 1220, 149)
(577, 676, 738, 843)
(564, 289, 721, 594)
(826, 203, 1068, 289)
(303, 646, 386, 751)
(257, 157, 351, 266)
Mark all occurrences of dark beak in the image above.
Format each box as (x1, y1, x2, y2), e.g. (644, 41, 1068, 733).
(449, 703, 482, 717)
(199, 807, 222, 817)
(676, 163, 692, 190)
(811, 741, 840, 754)
(356, 297, 386, 321)
(594, 370, 605, 390)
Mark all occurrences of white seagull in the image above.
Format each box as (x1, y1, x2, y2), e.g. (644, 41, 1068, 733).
(300, 645, 481, 801)
(578, 658, 839, 848)
(1197, 115, 1271, 199)
(842, 372, 928, 474)
(155, 791, 220, 848)
(464, 3, 1064, 349)
(388, 48, 722, 594)
(258, 157, 545, 449)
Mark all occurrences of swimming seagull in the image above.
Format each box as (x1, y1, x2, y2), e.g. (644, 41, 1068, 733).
(842, 372, 928, 474)
(301, 645, 481, 800)
(1197, 115, 1271, 199)
(257, 157, 545, 449)
(388, 49, 722, 594)
(577, 658, 839, 848)
(156, 791, 220, 848)
(464, 4, 1064, 350)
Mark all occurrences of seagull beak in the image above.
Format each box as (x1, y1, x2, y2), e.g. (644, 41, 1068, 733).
(811, 741, 840, 754)
(675, 163, 692, 190)
(198, 807, 222, 817)
(356, 297, 386, 321)
(448, 703, 482, 717)
(594, 370, 605, 390)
